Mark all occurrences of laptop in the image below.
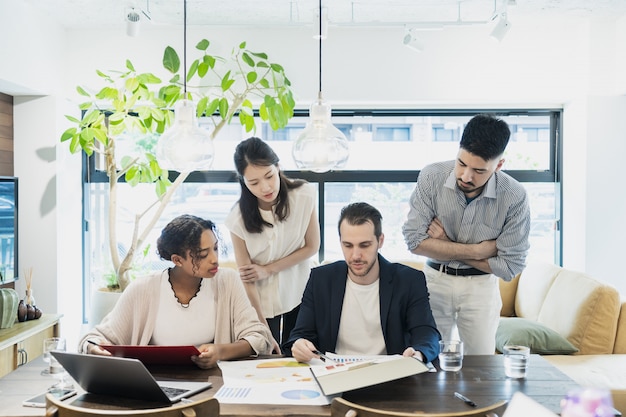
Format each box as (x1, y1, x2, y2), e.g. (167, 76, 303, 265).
(51, 351, 212, 404)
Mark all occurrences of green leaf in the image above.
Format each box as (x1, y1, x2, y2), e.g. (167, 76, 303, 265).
(126, 59, 136, 72)
(126, 166, 139, 186)
(197, 96, 208, 117)
(76, 86, 90, 97)
(259, 103, 269, 120)
(239, 41, 247, 49)
(60, 128, 77, 142)
(257, 61, 269, 68)
(242, 52, 255, 67)
(270, 63, 284, 72)
(246, 71, 258, 83)
(137, 73, 161, 84)
(204, 55, 216, 69)
(78, 101, 93, 110)
(196, 39, 210, 51)
(259, 79, 270, 88)
(197, 61, 209, 78)
(218, 98, 229, 119)
(249, 51, 268, 59)
(163, 46, 180, 74)
(188, 59, 200, 79)
(108, 112, 126, 123)
(65, 115, 81, 123)
(263, 95, 276, 108)
(206, 98, 220, 116)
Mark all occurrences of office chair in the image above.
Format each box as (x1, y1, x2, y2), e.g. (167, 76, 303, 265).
(45, 394, 219, 417)
(331, 397, 508, 417)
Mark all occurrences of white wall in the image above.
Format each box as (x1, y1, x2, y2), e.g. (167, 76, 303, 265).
(1, 3, 626, 345)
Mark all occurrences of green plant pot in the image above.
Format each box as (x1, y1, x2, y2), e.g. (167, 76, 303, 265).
(0, 288, 18, 328)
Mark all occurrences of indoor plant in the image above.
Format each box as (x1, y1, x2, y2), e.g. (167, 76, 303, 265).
(60, 39, 295, 293)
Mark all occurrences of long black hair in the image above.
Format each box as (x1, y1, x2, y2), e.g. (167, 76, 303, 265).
(234, 137, 306, 233)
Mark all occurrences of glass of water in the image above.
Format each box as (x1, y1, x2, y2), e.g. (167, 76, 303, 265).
(438, 340, 463, 371)
(503, 344, 530, 378)
(42, 337, 64, 376)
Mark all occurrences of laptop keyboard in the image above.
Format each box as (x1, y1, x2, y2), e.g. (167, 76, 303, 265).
(161, 386, 190, 399)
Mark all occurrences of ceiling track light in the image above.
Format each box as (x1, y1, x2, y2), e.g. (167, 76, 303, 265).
(403, 28, 425, 52)
(490, 13, 511, 41)
(125, 7, 141, 37)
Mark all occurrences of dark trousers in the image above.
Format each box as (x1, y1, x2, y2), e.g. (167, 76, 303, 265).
(267, 305, 300, 345)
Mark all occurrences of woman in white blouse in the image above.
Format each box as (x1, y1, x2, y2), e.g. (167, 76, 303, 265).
(225, 137, 320, 352)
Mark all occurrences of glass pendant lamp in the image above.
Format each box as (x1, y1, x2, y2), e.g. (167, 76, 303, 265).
(156, 0, 214, 173)
(292, 0, 349, 173)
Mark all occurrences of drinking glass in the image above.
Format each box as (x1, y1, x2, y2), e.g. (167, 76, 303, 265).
(43, 337, 74, 389)
(503, 344, 530, 378)
(438, 340, 463, 371)
(42, 337, 64, 376)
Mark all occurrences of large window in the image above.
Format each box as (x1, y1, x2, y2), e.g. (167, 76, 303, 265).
(84, 110, 561, 318)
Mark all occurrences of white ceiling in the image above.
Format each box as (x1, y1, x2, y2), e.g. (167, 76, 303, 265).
(20, 0, 626, 30)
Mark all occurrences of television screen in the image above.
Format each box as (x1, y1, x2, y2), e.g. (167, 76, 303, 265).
(0, 177, 17, 283)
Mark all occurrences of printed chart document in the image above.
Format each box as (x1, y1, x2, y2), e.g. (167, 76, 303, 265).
(216, 358, 332, 406)
(310, 354, 429, 396)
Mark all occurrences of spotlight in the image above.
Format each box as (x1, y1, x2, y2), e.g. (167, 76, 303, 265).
(403, 29, 424, 53)
(126, 7, 141, 37)
(490, 14, 511, 42)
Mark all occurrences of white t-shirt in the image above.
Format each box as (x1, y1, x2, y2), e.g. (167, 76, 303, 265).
(225, 183, 317, 318)
(335, 276, 386, 356)
(150, 273, 216, 346)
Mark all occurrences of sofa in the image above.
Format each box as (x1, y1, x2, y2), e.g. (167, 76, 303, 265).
(498, 260, 626, 413)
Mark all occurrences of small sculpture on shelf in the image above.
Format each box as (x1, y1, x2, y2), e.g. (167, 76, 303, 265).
(17, 268, 42, 322)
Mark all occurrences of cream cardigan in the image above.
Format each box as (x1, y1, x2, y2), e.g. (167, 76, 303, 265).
(79, 268, 273, 355)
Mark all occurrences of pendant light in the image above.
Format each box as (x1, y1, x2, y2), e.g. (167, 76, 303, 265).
(292, 0, 349, 173)
(156, 0, 214, 173)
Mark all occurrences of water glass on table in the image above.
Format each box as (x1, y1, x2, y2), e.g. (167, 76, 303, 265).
(42, 337, 65, 376)
(503, 344, 530, 378)
(438, 340, 463, 371)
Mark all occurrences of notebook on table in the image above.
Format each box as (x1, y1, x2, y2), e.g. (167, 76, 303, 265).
(51, 351, 212, 404)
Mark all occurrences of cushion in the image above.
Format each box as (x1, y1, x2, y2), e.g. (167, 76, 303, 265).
(538, 271, 620, 354)
(496, 317, 578, 355)
(499, 274, 520, 317)
(514, 261, 561, 321)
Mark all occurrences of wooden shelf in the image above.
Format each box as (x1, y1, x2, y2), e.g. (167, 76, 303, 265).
(0, 313, 62, 377)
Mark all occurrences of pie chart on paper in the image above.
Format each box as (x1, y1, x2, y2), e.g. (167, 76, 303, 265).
(281, 389, 321, 400)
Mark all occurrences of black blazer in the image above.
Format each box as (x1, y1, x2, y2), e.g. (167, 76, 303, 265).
(283, 254, 441, 363)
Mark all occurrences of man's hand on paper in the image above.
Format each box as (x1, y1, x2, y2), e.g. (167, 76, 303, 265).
(292, 338, 319, 363)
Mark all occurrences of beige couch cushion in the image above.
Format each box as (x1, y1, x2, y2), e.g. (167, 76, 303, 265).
(538, 271, 620, 354)
(614, 302, 626, 354)
(515, 261, 561, 320)
(499, 274, 520, 317)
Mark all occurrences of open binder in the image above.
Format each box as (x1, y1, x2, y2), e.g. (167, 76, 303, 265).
(310, 355, 429, 396)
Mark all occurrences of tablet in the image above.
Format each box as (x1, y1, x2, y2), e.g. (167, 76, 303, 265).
(100, 345, 201, 366)
(22, 389, 77, 408)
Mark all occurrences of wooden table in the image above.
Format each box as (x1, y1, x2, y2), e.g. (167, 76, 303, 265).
(0, 354, 583, 417)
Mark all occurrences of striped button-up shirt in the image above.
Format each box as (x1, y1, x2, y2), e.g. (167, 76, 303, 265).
(402, 160, 530, 281)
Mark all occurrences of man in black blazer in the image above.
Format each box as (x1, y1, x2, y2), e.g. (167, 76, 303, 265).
(283, 202, 440, 363)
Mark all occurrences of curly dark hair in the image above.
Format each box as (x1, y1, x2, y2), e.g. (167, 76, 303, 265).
(233, 137, 306, 233)
(157, 215, 218, 273)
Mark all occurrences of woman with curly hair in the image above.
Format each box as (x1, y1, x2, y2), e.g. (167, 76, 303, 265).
(79, 214, 273, 368)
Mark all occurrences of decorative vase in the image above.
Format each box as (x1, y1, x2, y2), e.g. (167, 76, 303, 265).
(25, 288, 35, 306)
(89, 289, 122, 325)
(0, 288, 19, 328)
